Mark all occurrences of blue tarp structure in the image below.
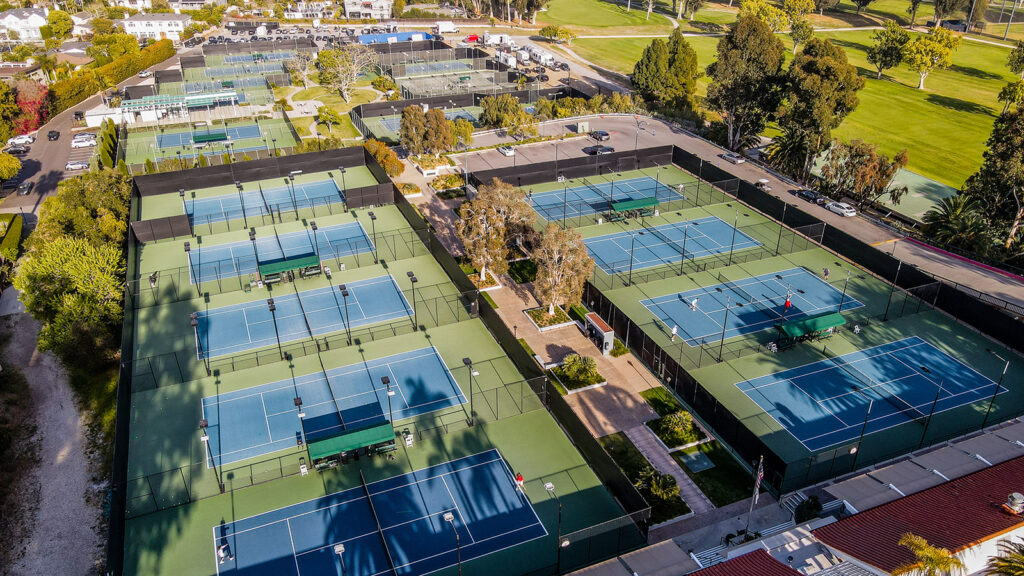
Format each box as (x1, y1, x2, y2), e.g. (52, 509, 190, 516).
(358, 31, 433, 44)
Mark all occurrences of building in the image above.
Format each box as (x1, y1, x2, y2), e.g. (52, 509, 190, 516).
(0, 7, 48, 41)
(119, 13, 192, 42)
(342, 0, 394, 20)
(70, 12, 92, 36)
(111, 0, 153, 10)
(283, 1, 334, 19)
(691, 549, 806, 576)
(0, 61, 44, 82)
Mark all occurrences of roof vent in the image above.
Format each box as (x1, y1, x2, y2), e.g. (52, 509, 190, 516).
(1004, 493, 1024, 515)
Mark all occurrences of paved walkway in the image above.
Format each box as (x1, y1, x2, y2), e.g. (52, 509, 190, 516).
(625, 425, 715, 515)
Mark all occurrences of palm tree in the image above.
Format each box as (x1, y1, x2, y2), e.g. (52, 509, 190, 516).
(892, 533, 965, 576)
(921, 195, 991, 254)
(987, 537, 1024, 576)
(765, 126, 809, 182)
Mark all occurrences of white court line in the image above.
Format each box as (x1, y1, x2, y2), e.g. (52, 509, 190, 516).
(260, 393, 274, 440)
(286, 518, 302, 576)
(441, 475, 476, 544)
(240, 308, 254, 344)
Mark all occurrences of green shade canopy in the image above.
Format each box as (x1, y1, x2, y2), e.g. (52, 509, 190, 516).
(611, 198, 659, 212)
(258, 253, 320, 277)
(776, 312, 846, 339)
(307, 422, 394, 461)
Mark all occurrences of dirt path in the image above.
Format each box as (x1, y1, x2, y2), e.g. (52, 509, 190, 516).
(4, 313, 103, 576)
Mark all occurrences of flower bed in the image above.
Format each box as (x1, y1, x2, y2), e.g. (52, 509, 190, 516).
(398, 182, 421, 197)
(524, 305, 574, 331)
(600, 432, 691, 524)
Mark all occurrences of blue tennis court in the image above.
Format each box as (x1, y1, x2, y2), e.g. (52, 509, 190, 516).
(378, 108, 478, 133)
(529, 176, 685, 221)
(194, 275, 411, 358)
(641, 267, 863, 346)
(586, 216, 761, 275)
(200, 346, 464, 466)
(738, 337, 1001, 451)
(212, 450, 546, 576)
(188, 222, 373, 284)
(157, 124, 262, 148)
(187, 179, 343, 225)
(404, 60, 473, 76)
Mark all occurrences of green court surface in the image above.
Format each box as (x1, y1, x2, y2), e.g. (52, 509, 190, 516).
(139, 166, 377, 223)
(882, 168, 959, 222)
(122, 118, 298, 166)
(359, 106, 484, 143)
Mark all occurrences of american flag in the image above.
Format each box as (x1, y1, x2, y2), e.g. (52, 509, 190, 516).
(753, 456, 764, 504)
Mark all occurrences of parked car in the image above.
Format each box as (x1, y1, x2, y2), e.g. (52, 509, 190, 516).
(497, 145, 515, 157)
(72, 132, 97, 140)
(826, 201, 857, 217)
(755, 179, 772, 192)
(721, 152, 745, 164)
(47, 130, 60, 141)
(538, 73, 549, 82)
(16, 181, 33, 195)
(65, 160, 90, 170)
(590, 130, 610, 141)
(138, 70, 152, 78)
(793, 188, 819, 202)
(4, 145, 28, 155)
(583, 145, 615, 155)
(7, 134, 33, 146)
(559, 62, 570, 71)
(533, 66, 545, 73)
(71, 138, 96, 149)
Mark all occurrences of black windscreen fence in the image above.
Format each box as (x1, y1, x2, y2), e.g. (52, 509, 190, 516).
(470, 146, 675, 191)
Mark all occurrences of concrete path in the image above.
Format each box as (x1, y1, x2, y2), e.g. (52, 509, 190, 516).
(625, 425, 715, 515)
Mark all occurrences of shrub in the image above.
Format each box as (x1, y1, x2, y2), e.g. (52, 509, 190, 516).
(144, 158, 155, 174)
(794, 496, 822, 524)
(611, 338, 629, 357)
(363, 139, 404, 177)
(372, 75, 397, 92)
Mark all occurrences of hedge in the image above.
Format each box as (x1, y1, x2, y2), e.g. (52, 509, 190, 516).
(50, 39, 176, 115)
(0, 213, 23, 260)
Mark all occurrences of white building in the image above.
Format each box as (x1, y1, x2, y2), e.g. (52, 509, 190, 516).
(111, 0, 153, 10)
(342, 0, 394, 20)
(0, 7, 48, 41)
(283, 1, 334, 19)
(120, 13, 192, 42)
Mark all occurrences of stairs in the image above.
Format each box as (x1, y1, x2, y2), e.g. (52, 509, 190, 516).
(693, 544, 727, 569)
(781, 491, 809, 516)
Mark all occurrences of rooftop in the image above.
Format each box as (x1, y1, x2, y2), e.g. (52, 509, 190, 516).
(122, 12, 191, 21)
(813, 455, 1024, 573)
(0, 7, 46, 20)
(693, 549, 803, 576)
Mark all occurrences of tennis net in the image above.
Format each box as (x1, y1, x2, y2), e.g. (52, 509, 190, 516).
(361, 470, 398, 574)
(581, 177, 612, 204)
(717, 273, 782, 320)
(821, 347, 927, 423)
(645, 225, 688, 258)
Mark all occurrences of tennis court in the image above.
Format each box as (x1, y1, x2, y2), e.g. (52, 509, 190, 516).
(157, 124, 262, 148)
(641, 267, 863, 346)
(187, 179, 343, 225)
(194, 275, 411, 358)
(585, 217, 761, 275)
(212, 449, 547, 576)
(188, 222, 372, 284)
(738, 337, 1001, 451)
(529, 176, 685, 221)
(200, 346, 464, 466)
(224, 52, 296, 64)
(378, 107, 479, 134)
(209, 62, 286, 78)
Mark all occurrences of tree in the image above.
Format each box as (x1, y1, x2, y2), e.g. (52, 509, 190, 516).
(14, 79, 48, 134)
(456, 197, 508, 284)
(363, 139, 404, 177)
(317, 44, 378, 102)
(867, 20, 911, 79)
(851, 0, 874, 13)
(316, 106, 343, 133)
(790, 18, 814, 53)
(285, 52, 315, 89)
(399, 104, 428, 155)
(705, 15, 786, 152)
(539, 24, 562, 42)
(479, 93, 537, 139)
(392, 0, 405, 16)
(777, 38, 864, 181)
(0, 152, 20, 181)
(645, 0, 656, 20)
(740, 0, 788, 31)
(423, 108, 453, 155)
(666, 28, 701, 114)
(783, 0, 815, 18)
(480, 177, 533, 243)
(451, 117, 474, 149)
(86, 32, 139, 65)
(815, 0, 839, 14)
(557, 28, 577, 45)
(765, 125, 809, 178)
(903, 27, 961, 90)
(532, 224, 594, 316)
(961, 108, 1024, 250)
(0, 82, 20, 144)
(682, 0, 707, 19)
(29, 170, 132, 251)
(46, 9, 73, 39)
(892, 534, 965, 576)
(986, 537, 1024, 576)
(1008, 40, 1024, 79)
(91, 17, 114, 35)
(922, 195, 991, 253)
(933, 0, 969, 25)
(1000, 80, 1024, 112)
(633, 38, 670, 100)
(819, 139, 909, 207)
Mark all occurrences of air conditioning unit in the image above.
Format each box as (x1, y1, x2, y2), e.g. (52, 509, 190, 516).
(1005, 493, 1024, 515)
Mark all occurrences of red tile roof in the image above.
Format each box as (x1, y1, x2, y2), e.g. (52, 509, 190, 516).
(692, 549, 803, 576)
(813, 455, 1024, 573)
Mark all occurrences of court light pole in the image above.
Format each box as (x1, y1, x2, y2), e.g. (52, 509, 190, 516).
(626, 232, 636, 287)
(727, 208, 748, 266)
(177, 150, 182, 170)
(338, 166, 347, 209)
(443, 512, 462, 576)
(545, 482, 567, 572)
(407, 271, 418, 331)
(235, 180, 247, 228)
(268, 298, 284, 360)
(288, 170, 302, 212)
(310, 221, 321, 260)
(179, 187, 187, 216)
(918, 365, 945, 449)
(560, 173, 568, 224)
(199, 419, 225, 493)
(339, 285, 351, 345)
(191, 312, 211, 375)
(184, 242, 201, 296)
(294, 397, 307, 446)
(678, 224, 689, 276)
(882, 261, 903, 321)
(464, 357, 475, 426)
(333, 544, 347, 576)
(368, 211, 379, 263)
(382, 376, 395, 433)
(718, 297, 732, 362)
(982, 349, 1010, 429)
(850, 386, 873, 472)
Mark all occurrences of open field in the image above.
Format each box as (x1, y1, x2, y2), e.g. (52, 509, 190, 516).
(537, 0, 676, 35)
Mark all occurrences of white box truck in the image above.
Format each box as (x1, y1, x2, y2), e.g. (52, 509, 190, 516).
(500, 52, 518, 69)
(534, 51, 554, 67)
(517, 50, 531, 65)
(433, 21, 459, 34)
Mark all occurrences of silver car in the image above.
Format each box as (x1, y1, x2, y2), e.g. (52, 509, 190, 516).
(65, 160, 90, 170)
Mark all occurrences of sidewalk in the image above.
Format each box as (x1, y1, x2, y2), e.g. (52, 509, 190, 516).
(625, 425, 715, 515)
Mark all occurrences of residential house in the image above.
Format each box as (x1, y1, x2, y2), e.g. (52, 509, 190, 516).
(70, 11, 92, 36)
(0, 61, 45, 82)
(119, 12, 192, 42)
(111, 0, 153, 11)
(0, 7, 48, 41)
(342, 0, 394, 19)
(283, 1, 334, 19)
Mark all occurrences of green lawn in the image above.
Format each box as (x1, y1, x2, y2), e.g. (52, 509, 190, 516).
(538, 0, 675, 35)
(672, 440, 756, 507)
(572, 29, 1013, 187)
(599, 432, 691, 523)
(640, 386, 685, 417)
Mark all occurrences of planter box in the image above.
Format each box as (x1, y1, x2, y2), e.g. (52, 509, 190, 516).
(549, 368, 607, 395)
(523, 306, 575, 332)
(473, 269, 502, 292)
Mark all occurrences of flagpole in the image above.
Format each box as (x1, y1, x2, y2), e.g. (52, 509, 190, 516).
(744, 455, 764, 538)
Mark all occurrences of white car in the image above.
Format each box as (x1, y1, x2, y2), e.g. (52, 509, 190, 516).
(7, 134, 34, 146)
(826, 201, 857, 217)
(71, 138, 97, 149)
(722, 152, 746, 164)
(139, 70, 153, 78)
(497, 145, 515, 157)
(65, 160, 90, 170)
